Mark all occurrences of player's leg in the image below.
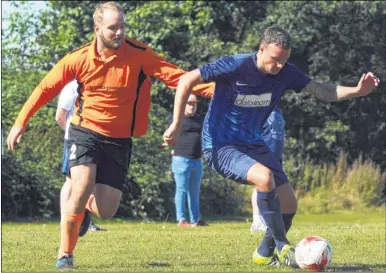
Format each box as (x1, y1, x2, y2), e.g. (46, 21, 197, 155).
(255, 182, 297, 263)
(248, 146, 297, 268)
(56, 125, 98, 269)
(79, 134, 131, 234)
(203, 144, 297, 267)
(277, 182, 297, 230)
(57, 162, 96, 269)
(60, 139, 100, 236)
(60, 177, 72, 221)
(203, 145, 286, 247)
(57, 141, 74, 269)
(250, 188, 266, 232)
(187, 159, 203, 226)
(172, 156, 190, 227)
(84, 135, 132, 220)
(66, 191, 105, 235)
(246, 163, 290, 253)
(87, 183, 122, 218)
(60, 139, 71, 222)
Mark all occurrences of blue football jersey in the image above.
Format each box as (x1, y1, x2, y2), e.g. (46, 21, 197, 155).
(199, 52, 310, 149)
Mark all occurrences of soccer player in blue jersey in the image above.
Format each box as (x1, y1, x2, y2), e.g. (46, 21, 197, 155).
(163, 25, 380, 268)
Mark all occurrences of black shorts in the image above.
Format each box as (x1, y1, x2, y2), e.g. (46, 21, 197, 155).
(66, 124, 132, 191)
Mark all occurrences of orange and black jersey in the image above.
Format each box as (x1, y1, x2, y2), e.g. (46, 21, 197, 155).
(14, 37, 214, 138)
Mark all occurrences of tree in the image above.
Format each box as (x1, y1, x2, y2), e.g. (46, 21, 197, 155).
(2, 0, 384, 219)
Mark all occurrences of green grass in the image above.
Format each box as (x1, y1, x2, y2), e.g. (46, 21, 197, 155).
(2, 211, 385, 272)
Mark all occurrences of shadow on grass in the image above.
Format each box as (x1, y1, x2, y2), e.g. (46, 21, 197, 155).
(328, 264, 386, 272)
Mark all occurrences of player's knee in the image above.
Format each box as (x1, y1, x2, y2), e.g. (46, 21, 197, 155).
(247, 164, 274, 189)
(70, 188, 92, 204)
(258, 170, 274, 188)
(66, 195, 90, 215)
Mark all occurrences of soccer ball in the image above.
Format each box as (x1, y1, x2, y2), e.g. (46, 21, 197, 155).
(295, 236, 333, 271)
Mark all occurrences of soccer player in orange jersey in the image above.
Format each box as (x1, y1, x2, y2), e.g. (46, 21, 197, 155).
(7, 1, 213, 269)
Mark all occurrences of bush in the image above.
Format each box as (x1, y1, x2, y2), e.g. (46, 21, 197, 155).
(1, 153, 60, 220)
(157, 167, 248, 221)
(285, 152, 386, 213)
(200, 168, 247, 216)
(118, 164, 247, 221)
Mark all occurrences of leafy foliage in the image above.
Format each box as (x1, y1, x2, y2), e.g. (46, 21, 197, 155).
(2, 1, 385, 220)
(240, 1, 386, 167)
(1, 152, 59, 220)
(287, 152, 385, 213)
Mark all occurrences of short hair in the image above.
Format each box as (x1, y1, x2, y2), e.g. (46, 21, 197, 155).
(93, 1, 124, 25)
(260, 25, 292, 50)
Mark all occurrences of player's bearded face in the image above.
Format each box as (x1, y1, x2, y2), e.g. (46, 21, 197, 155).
(259, 43, 291, 75)
(97, 10, 125, 50)
(99, 29, 123, 49)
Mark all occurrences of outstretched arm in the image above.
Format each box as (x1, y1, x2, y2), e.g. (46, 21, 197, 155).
(162, 69, 204, 146)
(162, 55, 238, 146)
(302, 72, 380, 102)
(7, 56, 76, 151)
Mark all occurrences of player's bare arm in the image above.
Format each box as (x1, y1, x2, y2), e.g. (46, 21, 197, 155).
(163, 68, 204, 146)
(302, 72, 380, 102)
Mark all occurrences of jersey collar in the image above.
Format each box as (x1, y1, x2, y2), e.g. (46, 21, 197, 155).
(88, 37, 127, 63)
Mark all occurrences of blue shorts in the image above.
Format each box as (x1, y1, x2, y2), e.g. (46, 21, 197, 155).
(203, 143, 288, 186)
(61, 139, 69, 175)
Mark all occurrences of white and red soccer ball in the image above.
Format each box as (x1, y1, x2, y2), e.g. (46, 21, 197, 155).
(295, 235, 333, 271)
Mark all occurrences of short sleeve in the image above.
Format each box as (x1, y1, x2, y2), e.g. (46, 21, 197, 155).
(199, 56, 238, 83)
(287, 65, 311, 93)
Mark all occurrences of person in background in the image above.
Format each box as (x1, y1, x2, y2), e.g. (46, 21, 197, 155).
(170, 94, 207, 228)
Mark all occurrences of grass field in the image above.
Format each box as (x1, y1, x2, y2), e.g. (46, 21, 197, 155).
(2, 211, 385, 272)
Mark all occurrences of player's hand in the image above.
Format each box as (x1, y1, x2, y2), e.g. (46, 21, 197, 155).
(7, 126, 25, 151)
(162, 123, 181, 147)
(356, 72, 380, 97)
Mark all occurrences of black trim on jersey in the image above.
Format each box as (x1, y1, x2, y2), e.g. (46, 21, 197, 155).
(125, 39, 146, 51)
(69, 42, 92, 55)
(75, 81, 84, 126)
(130, 68, 147, 136)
